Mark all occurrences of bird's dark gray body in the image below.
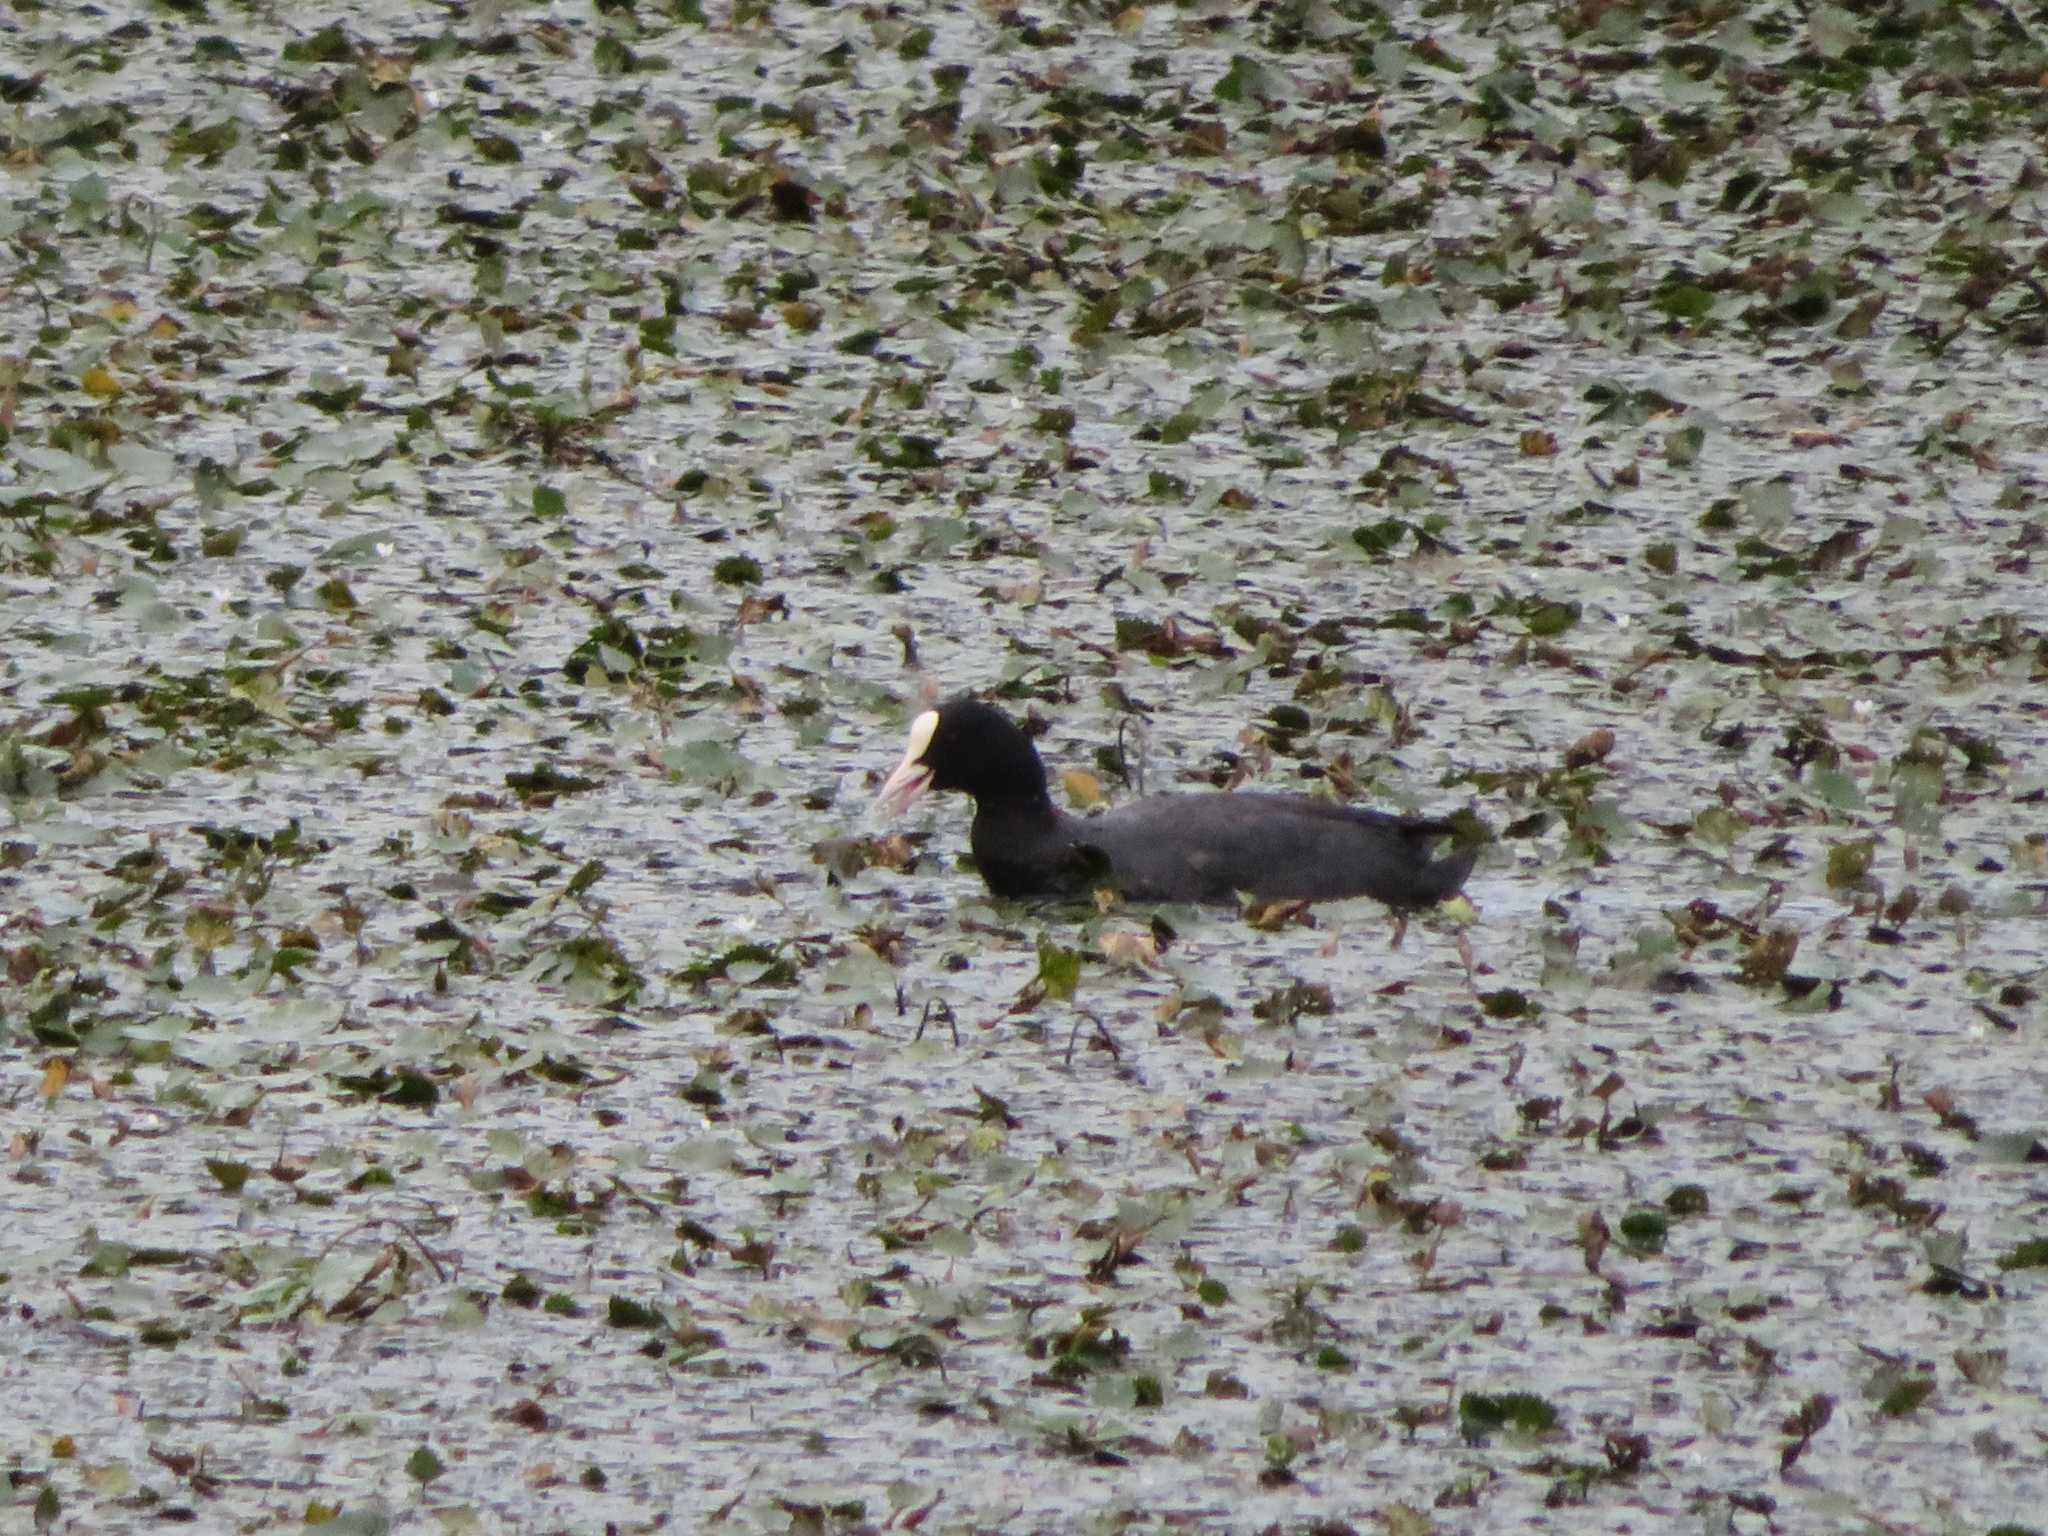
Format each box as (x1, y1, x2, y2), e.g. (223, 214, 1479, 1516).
(970, 792, 1474, 907)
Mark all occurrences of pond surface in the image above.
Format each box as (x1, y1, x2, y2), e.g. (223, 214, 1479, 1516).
(2, 1, 2045, 1533)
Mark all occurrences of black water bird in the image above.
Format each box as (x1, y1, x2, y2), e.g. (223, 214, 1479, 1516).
(876, 698, 1477, 919)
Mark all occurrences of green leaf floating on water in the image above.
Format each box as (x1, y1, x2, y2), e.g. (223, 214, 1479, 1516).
(1036, 938, 1080, 1001)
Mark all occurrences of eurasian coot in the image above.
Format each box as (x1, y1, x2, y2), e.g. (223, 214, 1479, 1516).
(876, 697, 1477, 912)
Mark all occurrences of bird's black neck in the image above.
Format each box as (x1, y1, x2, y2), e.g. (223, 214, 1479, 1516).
(968, 795, 1066, 898)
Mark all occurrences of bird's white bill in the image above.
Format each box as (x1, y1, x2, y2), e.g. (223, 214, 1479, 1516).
(875, 709, 939, 815)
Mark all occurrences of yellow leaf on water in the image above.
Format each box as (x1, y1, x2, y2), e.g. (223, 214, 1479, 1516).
(1099, 930, 1158, 969)
(38, 1057, 71, 1100)
(1382, 1502, 1435, 1536)
(1060, 768, 1104, 808)
(364, 51, 413, 86)
(80, 365, 122, 398)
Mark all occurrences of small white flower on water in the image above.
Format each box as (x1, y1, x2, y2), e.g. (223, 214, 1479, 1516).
(375, 541, 395, 559)
(1852, 697, 1875, 720)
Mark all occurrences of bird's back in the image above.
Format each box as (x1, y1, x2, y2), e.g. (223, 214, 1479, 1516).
(1069, 791, 1473, 907)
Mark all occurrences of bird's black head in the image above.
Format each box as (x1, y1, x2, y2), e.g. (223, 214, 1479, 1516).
(876, 697, 1051, 812)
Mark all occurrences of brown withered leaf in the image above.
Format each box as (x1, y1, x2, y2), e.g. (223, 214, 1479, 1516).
(735, 592, 788, 625)
(504, 1399, 551, 1431)
(1563, 728, 1615, 769)
(1243, 898, 1313, 931)
(1579, 1211, 1610, 1274)
(1738, 926, 1798, 985)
